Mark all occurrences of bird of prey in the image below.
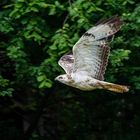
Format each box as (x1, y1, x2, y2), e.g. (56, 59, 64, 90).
(55, 16, 129, 93)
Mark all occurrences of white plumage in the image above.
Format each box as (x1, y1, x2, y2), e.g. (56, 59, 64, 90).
(55, 16, 129, 93)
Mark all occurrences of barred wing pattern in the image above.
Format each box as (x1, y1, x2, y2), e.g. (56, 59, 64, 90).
(73, 16, 122, 80)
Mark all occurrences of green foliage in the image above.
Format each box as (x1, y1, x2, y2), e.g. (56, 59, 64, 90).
(0, 76, 13, 96)
(37, 73, 52, 88)
(110, 49, 131, 67)
(0, 0, 140, 140)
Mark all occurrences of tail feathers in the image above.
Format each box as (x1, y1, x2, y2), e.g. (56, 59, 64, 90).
(100, 82, 130, 93)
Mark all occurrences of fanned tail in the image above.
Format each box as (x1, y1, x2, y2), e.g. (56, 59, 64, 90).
(98, 81, 130, 93)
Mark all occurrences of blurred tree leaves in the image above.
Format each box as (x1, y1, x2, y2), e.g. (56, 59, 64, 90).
(0, 76, 13, 96)
(0, 0, 140, 140)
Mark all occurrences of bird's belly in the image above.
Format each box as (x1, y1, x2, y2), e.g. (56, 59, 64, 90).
(74, 80, 98, 91)
(71, 72, 99, 91)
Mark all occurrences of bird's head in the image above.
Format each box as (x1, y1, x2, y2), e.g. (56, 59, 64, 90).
(55, 74, 73, 85)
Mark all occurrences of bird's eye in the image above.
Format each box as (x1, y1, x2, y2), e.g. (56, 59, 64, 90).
(59, 77, 63, 79)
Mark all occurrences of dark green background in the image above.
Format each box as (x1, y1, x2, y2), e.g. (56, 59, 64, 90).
(0, 0, 140, 140)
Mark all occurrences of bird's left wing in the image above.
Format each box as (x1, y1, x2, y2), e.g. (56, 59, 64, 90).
(72, 16, 122, 80)
(58, 51, 74, 75)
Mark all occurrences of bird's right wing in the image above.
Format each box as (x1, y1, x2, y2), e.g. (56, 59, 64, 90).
(72, 16, 122, 80)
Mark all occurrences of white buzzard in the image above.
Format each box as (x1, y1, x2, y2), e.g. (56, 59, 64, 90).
(55, 16, 129, 93)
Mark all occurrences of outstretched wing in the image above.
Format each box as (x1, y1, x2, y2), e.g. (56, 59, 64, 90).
(73, 16, 122, 80)
(58, 51, 74, 75)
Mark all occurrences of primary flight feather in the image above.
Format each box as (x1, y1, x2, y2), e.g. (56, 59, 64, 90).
(55, 16, 129, 93)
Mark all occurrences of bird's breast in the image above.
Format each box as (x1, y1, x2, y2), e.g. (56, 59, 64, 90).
(71, 71, 89, 83)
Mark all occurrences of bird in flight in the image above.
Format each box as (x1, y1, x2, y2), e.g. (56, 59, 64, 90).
(55, 16, 129, 93)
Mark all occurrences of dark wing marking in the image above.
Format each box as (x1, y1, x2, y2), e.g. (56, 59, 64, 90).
(94, 44, 110, 80)
(95, 15, 120, 26)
